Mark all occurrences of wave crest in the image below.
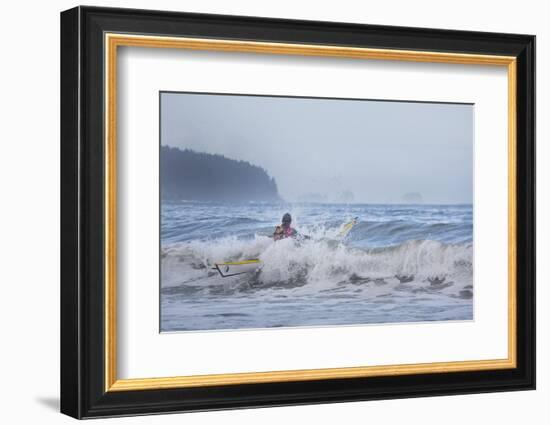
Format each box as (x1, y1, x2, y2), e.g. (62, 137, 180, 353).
(161, 235, 472, 292)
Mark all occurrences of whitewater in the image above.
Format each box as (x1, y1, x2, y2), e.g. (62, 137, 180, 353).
(161, 201, 473, 331)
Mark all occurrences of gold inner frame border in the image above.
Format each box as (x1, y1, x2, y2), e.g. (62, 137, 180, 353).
(104, 33, 517, 392)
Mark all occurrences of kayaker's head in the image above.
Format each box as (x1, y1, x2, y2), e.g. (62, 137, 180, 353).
(282, 213, 292, 227)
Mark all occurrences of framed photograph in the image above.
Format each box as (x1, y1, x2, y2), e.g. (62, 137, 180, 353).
(60, 6, 535, 419)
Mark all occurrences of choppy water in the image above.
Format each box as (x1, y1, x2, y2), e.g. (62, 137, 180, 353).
(161, 202, 473, 332)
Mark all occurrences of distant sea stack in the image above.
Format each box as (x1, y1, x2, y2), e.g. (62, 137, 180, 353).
(402, 192, 424, 204)
(161, 146, 282, 202)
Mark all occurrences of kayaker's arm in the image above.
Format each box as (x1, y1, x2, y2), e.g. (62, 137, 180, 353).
(273, 225, 284, 241)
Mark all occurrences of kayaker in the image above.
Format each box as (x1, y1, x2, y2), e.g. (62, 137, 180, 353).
(273, 213, 298, 241)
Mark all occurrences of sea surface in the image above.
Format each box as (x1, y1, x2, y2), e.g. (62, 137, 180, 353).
(161, 201, 473, 332)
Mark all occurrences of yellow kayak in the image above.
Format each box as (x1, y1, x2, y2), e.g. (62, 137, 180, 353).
(214, 259, 261, 277)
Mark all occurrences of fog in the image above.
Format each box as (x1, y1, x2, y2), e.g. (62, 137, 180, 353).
(161, 92, 473, 204)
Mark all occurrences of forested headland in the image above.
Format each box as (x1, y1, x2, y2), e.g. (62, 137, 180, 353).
(160, 146, 282, 202)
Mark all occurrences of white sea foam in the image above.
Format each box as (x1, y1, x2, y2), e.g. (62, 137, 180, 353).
(161, 235, 472, 291)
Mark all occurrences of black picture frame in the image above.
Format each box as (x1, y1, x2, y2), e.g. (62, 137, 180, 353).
(61, 5, 535, 419)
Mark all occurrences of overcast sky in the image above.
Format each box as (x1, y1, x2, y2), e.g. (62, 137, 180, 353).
(161, 92, 473, 204)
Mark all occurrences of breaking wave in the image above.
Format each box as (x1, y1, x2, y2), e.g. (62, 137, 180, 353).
(161, 235, 472, 294)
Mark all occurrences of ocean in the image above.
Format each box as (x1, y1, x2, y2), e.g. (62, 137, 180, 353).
(160, 202, 473, 332)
